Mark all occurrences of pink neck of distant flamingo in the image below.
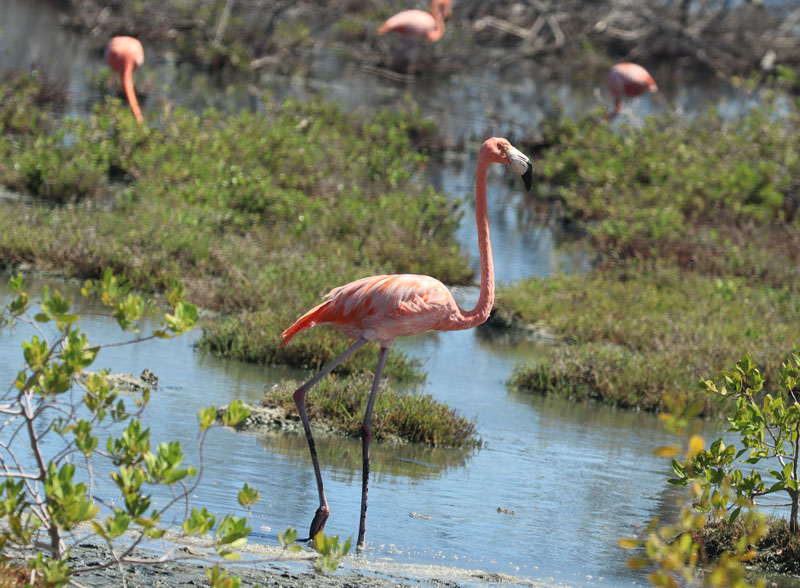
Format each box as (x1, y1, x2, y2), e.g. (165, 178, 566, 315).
(455, 149, 494, 329)
(605, 98, 622, 121)
(426, 0, 447, 42)
(121, 62, 143, 123)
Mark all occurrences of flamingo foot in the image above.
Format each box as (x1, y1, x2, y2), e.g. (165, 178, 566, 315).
(299, 505, 329, 543)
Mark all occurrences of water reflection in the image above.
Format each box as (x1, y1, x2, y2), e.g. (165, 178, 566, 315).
(253, 429, 475, 483)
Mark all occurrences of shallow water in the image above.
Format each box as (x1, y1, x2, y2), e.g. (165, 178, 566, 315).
(0, 277, 684, 588)
(0, 1, 795, 586)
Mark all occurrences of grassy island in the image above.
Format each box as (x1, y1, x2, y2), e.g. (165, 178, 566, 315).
(500, 95, 800, 413)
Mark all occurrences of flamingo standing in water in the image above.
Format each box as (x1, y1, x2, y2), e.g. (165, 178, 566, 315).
(281, 137, 533, 550)
(377, 0, 452, 72)
(605, 62, 658, 121)
(105, 36, 145, 122)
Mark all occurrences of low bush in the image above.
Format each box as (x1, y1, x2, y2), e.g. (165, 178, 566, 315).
(263, 373, 480, 448)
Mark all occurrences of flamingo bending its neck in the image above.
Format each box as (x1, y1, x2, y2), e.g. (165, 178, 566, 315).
(377, 0, 452, 42)
(105, 36, 145, 122)
(281, 137, 533, 550)
(377, 0, 452, 72)
(605, 62, 657, 121)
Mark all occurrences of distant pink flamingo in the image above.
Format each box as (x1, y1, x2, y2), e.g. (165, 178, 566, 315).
(105, 36, 145, 122)
(281, 137, 532, 550)
(605, 62, 658, 121)
(377, 0, 452, 72)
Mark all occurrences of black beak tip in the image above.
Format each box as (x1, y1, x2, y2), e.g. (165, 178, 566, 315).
(522, 163, 533, 191)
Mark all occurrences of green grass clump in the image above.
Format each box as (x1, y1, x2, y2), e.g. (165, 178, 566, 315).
(528, 101, 800, 287)
(501, 264, 800, 412)
(263, 373, 480, 448)
(0, 71, 470, 385)
(0, 70, 63, 135)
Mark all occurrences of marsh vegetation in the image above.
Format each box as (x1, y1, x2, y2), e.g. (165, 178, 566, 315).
(3, 0, 800, 584)
(499, 93, 800, 415)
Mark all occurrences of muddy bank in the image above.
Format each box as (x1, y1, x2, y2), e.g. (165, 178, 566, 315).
(64, 540, 548, 588)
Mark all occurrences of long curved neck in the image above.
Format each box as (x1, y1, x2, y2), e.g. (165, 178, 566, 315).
(456, 149, 494, 329)
(606, 98, 622, 120)
(122, 63, 143, 122)
(426, 1, 446, 41)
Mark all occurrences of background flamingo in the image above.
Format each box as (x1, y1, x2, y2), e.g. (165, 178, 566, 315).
(280, 137, 532, 550)
(377, 0, 452, 73)
(605, 62, 658, 121)
(105, 36, 145, 122)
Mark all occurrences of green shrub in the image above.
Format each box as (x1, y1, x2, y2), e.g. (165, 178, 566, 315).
(263, 373, 480, 448)
(528, 101, 800, 285)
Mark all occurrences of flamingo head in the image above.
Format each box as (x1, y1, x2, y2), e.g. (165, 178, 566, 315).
(433, 0, 453, 19)
(105, 36, 145, 73)
(482, 138, 533, 191)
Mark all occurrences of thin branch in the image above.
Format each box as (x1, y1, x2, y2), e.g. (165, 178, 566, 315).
(214, 0, 235, 46)
(1, 419, 30, 452)
(92, 334, 162, 350)
(0, 470, 41, 480)
(0, 403, 22, 415)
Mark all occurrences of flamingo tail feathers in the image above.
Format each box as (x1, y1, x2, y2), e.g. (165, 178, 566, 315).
(280, 300, 331, 346)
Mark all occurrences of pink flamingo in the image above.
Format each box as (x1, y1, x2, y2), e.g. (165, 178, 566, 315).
(105, 36, 145, 122)
(377, 0, 452, 72)
(605, 62, 658, 121)
(281, 137, 532, 550)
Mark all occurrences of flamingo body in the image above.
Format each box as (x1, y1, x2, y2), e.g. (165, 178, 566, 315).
(377, 0, 451, 41)
(282, 137, 533, 550)
(377, 0, 452, 71)
(105, 36, 144, 122)
(281, 274, 464, 347)
(377, 9, 442, 41)
(605, 62, 657, 120)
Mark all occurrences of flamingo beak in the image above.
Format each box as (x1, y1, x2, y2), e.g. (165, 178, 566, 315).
(506, 145, 533, 191)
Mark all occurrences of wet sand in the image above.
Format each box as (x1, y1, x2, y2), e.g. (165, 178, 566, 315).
(65, 539, 556, 587)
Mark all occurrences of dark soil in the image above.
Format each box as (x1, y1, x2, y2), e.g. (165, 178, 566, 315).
(698, 518, 800, 577)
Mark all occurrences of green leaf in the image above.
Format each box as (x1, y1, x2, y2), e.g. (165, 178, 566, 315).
(216, 549, 242, 560)
(237, 483, 260, 508)
(198, 406, 217, 431)
(221, 399, 250, 427)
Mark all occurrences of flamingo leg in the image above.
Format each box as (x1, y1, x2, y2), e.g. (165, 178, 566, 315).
(293, 337, 369, 542)
(408, 41, 420, 75)
(357, 345, 390, 551)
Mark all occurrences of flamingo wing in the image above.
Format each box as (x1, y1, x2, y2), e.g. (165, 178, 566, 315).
(608, 63, 657, 99)
(377, 10, 436, 37)
(280, 274, 456, 346)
